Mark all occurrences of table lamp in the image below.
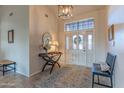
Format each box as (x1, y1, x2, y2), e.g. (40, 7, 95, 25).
(49, 41, 59, 52)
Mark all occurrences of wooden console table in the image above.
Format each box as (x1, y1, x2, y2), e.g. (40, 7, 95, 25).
(0, 60, 16, 76)
(39, 52, 62, 74)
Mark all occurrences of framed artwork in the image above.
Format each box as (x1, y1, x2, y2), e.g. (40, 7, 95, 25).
(8, 29, 14, 43)
(108, 24, 114, 41)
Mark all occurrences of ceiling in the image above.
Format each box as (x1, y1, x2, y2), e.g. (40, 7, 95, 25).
(47, 5, 106, 16)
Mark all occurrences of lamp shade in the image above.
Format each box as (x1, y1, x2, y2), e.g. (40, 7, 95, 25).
(52, 41, 59, 46)
(49, 41, 59, 52)
(49, 41, 59, 46)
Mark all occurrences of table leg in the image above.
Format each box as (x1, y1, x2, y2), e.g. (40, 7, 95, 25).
(42, 62, 48, 72)
(50, 64, 55, 74)
(5, 65, 7, 70)
(14, 63, 16, 72)
(3, 65, 5, 76)
(56, 62, 61, 68)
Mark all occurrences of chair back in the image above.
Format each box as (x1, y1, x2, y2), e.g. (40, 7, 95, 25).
(106, 52, 116, 75)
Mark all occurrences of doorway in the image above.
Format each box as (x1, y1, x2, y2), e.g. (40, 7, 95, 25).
(65, 18, 95, 67)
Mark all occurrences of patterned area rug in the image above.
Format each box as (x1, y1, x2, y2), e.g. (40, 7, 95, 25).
(30, 64, 101, 88)
(34, 65, 91, 88)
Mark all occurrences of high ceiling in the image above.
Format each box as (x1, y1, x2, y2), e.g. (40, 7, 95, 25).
(47, 5, 106, 16)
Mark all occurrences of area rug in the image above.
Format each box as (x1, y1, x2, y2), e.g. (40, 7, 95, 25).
(32, 65, 92, 88)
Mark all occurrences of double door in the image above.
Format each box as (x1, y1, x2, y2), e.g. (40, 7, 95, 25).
(65, 30, 94, 67)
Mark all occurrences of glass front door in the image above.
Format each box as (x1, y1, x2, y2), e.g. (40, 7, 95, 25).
(65, 30, 94, 67)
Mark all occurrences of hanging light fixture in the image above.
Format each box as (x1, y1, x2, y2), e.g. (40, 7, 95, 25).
(58, 5, 73, 19)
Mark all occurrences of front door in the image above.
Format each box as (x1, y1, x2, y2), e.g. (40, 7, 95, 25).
(65, 30, 94, 67)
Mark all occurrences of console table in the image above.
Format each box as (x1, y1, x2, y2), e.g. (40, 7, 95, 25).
(39, 52, 62, 74)
(0, 60, 16, 76)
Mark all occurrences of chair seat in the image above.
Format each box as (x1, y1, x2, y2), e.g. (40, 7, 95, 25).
(92, 63, 111, 77)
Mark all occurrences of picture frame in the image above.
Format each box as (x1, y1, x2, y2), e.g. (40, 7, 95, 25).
(8, 29, 14, 43)
(108, 24, 114, 41)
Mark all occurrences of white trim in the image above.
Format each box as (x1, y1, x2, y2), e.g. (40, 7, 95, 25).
(16, 71, 29, 77)
(17, 70, 42, 77)
(29, 70, 42, 77)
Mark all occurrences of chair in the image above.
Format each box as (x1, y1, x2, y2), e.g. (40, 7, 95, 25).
(92, 52, 116, 88)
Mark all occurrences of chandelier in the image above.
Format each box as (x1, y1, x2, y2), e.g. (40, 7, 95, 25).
(58, 5, 73, 19)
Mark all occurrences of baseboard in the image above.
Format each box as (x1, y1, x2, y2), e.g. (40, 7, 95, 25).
(29, 70, 42, 77)
(16, 71, 29, 77)
(16, 69, 42, 78)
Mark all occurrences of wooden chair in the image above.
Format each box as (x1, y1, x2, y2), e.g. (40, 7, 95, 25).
(92, 53, 116, 88)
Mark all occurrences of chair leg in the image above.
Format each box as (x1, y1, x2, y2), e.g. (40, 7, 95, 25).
(14, 63, 16, 72)
(42, 62, 48, 72)
(110, 76, 113, 88)
(3, 65, 5, 76)
(92, 74, 94, 88)
(50, 64, 55, 74)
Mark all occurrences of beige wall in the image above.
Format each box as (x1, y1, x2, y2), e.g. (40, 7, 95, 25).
(0, 5, 58, 77)
(29, 5, 58, 76)
(58, 9, 108, 65)
(0, 6, 29, 76)
(107, 5, 124, 87)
